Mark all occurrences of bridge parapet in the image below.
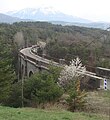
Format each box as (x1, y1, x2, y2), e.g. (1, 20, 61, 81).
(30, 45, 65, 66)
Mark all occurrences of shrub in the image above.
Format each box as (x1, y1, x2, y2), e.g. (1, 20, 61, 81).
(24, 72, 63, 106)
(5, 82, 22, 108)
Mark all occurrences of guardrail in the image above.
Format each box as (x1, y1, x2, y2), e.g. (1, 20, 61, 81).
(30, 45, 63, 66)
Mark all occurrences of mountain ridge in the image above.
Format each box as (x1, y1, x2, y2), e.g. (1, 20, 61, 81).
(6, 7, 91, 23)
(0, 13, 31, 24)
(0, 13, 21, 23)
(51, 21, 110, 29)
(0, 7, 110, 29)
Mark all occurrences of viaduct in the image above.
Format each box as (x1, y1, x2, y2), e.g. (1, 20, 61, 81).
(18, 45, 62, 79)
(18, 45, 110, 90)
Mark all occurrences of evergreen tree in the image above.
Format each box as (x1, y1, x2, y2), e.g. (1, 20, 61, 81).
(0, 39, 15, 103)
(24, 71, 63, 106)
(66, 79, 87, 112)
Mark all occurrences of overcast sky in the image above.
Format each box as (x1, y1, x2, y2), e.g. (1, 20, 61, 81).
(0, 0, 110, 22)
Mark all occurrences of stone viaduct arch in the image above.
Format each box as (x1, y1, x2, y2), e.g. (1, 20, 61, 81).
(18, 46, 60, 80)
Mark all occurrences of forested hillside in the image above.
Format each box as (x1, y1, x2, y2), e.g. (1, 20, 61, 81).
(0, 22, 109, 69)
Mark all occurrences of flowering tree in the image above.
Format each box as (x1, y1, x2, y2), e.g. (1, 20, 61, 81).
(58, 57, 87, 112)
(58, 57, 86, 88)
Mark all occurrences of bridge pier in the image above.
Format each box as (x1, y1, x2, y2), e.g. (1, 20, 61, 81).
(18, 54, 43, 79)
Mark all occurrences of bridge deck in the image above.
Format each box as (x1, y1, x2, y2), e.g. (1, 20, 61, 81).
(20, 47, 60, 66)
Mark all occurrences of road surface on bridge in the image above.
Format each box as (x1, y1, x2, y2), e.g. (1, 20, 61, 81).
(20, 47, 60, 66)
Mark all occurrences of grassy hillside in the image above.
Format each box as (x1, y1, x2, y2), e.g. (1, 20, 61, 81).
(85, 90, 110, 116)
(1, 90, 109, 120)
(0, 106, 109, 120)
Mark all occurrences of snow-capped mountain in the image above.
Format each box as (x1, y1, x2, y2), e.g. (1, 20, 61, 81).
(6, 7, 91, 23)
(3, 7, 110, 29)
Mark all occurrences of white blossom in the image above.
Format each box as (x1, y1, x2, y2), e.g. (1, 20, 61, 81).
(58, 57, 86, 88)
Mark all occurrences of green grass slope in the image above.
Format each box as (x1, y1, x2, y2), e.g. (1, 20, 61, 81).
(0, 106, 109, 120)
